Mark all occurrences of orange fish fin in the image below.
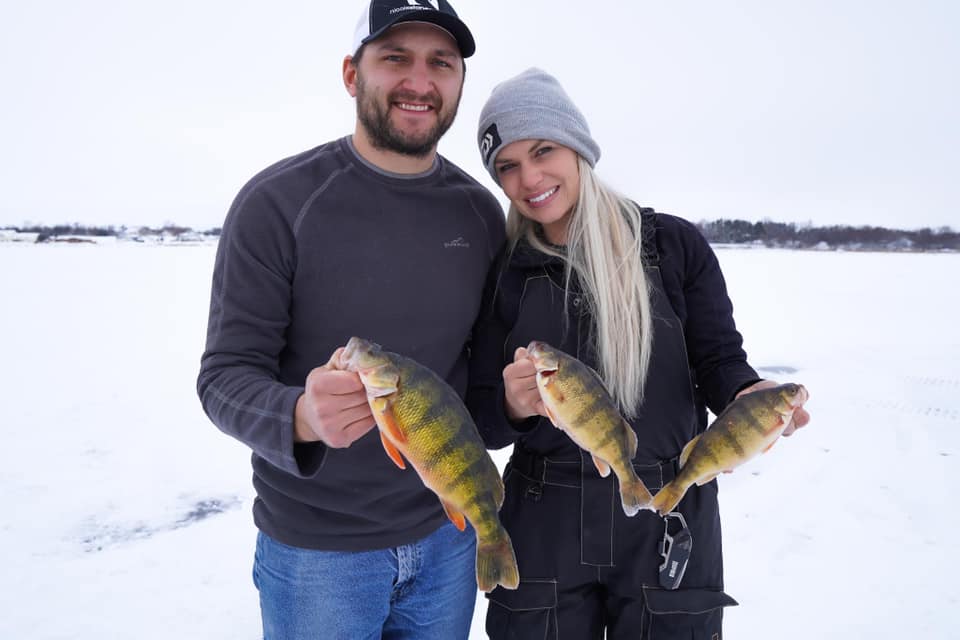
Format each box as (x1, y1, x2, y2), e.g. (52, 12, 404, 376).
(623, 420, 638, 460)
(619, 476, 654, 516)
(544, 405, 561, 429)
(440, 500, 467, 531)
(762, 439, 778, 453)
(371, 396, 406, 444)
(379, 431, 406, 469)
(592, 455, 611, 477)
(651, 481, 688, 516)
(696, 472, 721, 486)
(678, 434, 701, 469)
(476, 533, 520, 592)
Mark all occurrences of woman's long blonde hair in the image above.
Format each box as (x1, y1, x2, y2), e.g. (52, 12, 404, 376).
(506, 157, 653, 418)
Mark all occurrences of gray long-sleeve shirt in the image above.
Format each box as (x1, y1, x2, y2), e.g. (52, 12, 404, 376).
(197, 136, 505, 550)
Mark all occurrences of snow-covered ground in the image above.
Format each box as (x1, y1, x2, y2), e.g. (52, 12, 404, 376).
(1, 243, 956, 639)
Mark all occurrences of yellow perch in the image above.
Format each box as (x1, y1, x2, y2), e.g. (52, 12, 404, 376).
(650, 383, 810, 516)
(526, 341, 653, 516)
(339, 337, 519, 592)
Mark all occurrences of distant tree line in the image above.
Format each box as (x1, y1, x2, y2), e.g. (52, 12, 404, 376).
(22, 224, 119, 239)
(3, 220, 958, 251)
(696, 219, 959, 251)
(6, 223, 222, 242)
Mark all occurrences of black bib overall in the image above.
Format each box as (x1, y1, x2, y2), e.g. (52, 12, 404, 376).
(485, 249, 737, 639)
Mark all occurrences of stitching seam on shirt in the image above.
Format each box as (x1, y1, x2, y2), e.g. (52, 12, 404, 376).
(233, 146, 333, 218)
(206, 383, 292, 423)
(293, 165, 353, 237)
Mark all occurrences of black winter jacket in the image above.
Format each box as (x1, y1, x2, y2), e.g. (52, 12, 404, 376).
(467, 209, 761, 460)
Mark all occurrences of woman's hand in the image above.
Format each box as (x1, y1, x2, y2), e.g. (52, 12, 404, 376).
(502, 347, 546, 422)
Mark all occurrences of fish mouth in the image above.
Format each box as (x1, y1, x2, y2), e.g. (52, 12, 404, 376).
(792, 384, 810, 406)
(341, 336, 380, 370)
(525, 341, 546, 364)
(527, 340, 547, 355)
(340, 337, 362, 366)
(526, 341, 558, 373)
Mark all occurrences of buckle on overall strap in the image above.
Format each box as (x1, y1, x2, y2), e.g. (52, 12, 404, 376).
(509, 447, 546, 502)
(524, 482, 543, 502)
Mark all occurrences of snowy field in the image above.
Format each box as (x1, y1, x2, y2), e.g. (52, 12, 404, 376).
(1, 243, 957, 639)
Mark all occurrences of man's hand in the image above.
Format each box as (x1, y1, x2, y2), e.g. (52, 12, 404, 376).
(735, 379, 811, 436)
(503, 347, 546, 422)
(294, 347, 376, 447)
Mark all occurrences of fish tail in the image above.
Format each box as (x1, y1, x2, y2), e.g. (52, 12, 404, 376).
(650, 480, 689, 516)
(619, 475, 654, 517)
(476, 530, 519, 592)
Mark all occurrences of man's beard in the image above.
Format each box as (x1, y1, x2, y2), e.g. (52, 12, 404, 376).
(355, 74, 461, 158)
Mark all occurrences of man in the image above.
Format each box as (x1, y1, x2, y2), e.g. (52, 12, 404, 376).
(196, 1, 505, 638)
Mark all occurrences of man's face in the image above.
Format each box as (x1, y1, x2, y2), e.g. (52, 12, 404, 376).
(351, 22, 465, 158)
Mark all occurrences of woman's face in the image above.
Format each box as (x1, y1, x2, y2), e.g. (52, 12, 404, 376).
(493, 139, 580, 245)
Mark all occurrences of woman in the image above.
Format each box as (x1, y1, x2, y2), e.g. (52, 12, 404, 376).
(467, 68, 810, 639)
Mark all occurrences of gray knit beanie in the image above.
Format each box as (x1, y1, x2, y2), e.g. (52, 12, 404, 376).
(477, 68, 600, 184)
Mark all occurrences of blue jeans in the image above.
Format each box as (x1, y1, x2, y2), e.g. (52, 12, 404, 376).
(252, 522, 477, 639)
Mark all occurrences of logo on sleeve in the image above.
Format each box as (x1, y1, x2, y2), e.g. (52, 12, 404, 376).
(480, 123, 502, 164)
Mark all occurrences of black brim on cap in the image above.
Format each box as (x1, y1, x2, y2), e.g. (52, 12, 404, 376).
(361, 2, 475, 58)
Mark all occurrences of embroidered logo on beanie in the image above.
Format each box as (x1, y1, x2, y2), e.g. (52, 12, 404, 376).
(480, 123, 502, 165)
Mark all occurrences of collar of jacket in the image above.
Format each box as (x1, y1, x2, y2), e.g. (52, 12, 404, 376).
(506, 206, 659, 272)
(506, 237, 565, 270)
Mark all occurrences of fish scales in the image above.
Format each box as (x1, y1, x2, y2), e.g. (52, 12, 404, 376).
(554, 367, 628, 459)
(391, 366, 476, 475)
(394, 376, 490, 510)
(551, 360, 622, 454)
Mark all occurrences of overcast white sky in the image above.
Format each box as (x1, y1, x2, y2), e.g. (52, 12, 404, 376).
(2, 1, 957, 231)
